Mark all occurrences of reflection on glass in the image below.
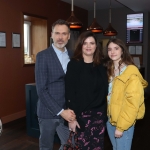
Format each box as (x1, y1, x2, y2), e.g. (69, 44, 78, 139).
(24, 54, 35, 64)
(24, 21, 31, 56)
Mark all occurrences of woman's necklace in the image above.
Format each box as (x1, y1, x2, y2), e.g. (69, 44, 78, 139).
(114, 64, 126, 76)
(109, 64, 127, 83)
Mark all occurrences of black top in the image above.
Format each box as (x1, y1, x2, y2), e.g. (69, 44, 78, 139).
(65, 59, 108, 124)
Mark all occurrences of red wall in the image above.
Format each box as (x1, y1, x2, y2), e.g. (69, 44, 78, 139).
(0, 0, 88, 123)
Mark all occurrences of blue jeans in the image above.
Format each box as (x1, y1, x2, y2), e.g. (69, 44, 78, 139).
(38, 118, 70, 150)
(106, 121, 134, 150)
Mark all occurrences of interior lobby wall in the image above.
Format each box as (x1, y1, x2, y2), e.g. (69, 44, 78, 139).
(0, 0, 88, 123)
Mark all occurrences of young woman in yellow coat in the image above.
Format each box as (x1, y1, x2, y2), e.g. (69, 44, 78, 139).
(105, 38, 148, 150)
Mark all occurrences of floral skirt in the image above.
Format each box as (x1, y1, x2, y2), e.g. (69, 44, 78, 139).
(77, 109, 106, 150)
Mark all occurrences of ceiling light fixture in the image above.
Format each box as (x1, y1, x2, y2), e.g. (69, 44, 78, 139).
(103, 0, 118, 36)
(66, 0, 83, 29)
(87, 0, 103, 33)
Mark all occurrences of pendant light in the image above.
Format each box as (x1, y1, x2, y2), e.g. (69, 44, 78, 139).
(87, 0, 103, 33)
(66, 0, 83, 29)
(103, 0, 118, 36)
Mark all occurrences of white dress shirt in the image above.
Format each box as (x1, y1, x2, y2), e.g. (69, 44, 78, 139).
(52, 44, 70, 73)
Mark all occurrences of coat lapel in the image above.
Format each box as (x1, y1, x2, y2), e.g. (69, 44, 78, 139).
(67, 49, 73, 59)
(49, 46, 65, 74)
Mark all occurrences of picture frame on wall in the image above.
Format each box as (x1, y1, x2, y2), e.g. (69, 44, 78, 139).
(128, 46, 136, 54)
(12, 33, 20, 48)
(0, 32, 6, 47)
(135, 45, 142, 55)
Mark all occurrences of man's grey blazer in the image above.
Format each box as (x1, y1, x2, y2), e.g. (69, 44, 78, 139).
(35, 46, 72, 119)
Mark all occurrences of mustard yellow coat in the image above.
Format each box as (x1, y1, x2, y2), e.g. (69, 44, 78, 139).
(108, 65, 148, 132)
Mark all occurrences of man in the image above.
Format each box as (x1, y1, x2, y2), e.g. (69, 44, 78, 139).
(35, 19, 76, 150)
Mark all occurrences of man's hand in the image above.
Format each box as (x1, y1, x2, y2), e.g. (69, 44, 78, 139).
(60, 109, 76, 122)
(69, 120, 80, 132)
(115, 129, 123, 138)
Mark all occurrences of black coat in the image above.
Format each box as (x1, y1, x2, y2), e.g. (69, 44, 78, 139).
(65, 59, 108, 129)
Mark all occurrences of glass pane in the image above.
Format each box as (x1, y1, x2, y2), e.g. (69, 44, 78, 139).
(24, 23, 28, 55)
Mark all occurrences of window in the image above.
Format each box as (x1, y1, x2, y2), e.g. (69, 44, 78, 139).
(23, 14, 48, 64)
(24, 21, 31, 56)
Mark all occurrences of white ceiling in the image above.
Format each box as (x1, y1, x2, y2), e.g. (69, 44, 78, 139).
(61, 0, 150, 12)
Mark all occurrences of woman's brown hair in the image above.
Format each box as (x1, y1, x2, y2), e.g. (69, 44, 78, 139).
(73, 31, 103, 65)
(104, 38, 135, 80)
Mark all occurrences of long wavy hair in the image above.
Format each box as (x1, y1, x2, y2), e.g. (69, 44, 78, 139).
(72, 31, 103, 66)
(104, 38, 135, 80)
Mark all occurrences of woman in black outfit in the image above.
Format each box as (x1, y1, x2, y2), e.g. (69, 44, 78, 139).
(65, 31, 108, 150)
